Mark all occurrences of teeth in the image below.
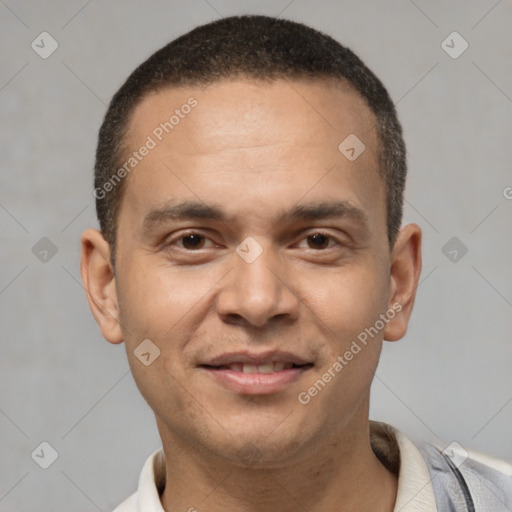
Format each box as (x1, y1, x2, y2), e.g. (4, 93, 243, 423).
(258, 362, 274, 373)
(227, 362, 294, 373)
(242, 364, 259, 374)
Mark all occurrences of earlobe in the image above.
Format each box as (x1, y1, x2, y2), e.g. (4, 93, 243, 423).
(80, 228, 124, 344)
(383, 223, 422, 342)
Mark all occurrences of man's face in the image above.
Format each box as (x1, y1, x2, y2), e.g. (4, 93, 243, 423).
(108, 79, 398, 464)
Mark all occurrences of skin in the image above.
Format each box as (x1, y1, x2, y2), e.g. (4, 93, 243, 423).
(81, 78, 422, 512)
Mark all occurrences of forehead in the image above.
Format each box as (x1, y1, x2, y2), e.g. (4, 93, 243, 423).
(126, 78, 377, 153)
(118, 78, 384, 235)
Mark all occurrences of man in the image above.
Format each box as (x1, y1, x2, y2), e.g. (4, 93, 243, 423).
(80, 15, 512, 512)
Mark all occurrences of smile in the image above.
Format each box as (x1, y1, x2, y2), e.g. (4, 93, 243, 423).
(208, 361, 304, 373)
(199, 352, 313, 394)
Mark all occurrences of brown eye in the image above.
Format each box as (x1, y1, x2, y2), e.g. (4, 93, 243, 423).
(180, 234, 205, 250)
(307, 233, 331, 249)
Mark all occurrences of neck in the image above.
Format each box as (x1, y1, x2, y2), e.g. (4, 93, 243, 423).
(157, 414, 397, 512)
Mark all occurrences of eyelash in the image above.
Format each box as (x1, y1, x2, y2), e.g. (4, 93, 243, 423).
(163, 230, 342, 252)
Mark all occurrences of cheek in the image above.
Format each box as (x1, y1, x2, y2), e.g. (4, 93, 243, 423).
(117, 259, 213, 342)
(297, 266, 388, 417)
(304, 261, 389, 342)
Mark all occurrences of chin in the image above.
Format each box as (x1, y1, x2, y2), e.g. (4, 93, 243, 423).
(199, 415, 315, 468)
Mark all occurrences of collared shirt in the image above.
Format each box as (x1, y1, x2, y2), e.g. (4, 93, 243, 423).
(113, 421, 496, 512)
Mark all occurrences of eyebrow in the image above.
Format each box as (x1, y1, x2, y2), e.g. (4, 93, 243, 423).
(142, 199, 369, 231)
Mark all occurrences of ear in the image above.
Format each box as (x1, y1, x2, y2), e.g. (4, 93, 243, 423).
(80, 228, 123, 344)
(383, 223, 422, 342)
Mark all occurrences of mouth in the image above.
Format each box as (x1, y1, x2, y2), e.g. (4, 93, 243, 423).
(199, 352, 314, 395)
(202, 361, 312, 373)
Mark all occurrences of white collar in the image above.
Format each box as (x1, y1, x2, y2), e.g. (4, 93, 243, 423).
(370, 421, 438, 511)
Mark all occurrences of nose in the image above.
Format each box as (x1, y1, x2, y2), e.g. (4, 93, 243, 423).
(215, 242, 300, 328)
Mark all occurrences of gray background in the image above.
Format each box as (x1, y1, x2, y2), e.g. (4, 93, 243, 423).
(1, 1, 511, 510)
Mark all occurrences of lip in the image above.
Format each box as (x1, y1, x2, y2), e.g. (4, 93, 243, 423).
(201, 350, 311, 367)
(202, 366, 311, 394)
(199, 350, 313, 395)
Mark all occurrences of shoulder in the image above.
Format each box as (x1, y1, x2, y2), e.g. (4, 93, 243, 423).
(371, 421, 512, 510)
(112, 492, 137, 512)
(110, 448, 166, 512)
(419, 439, 512, 510)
